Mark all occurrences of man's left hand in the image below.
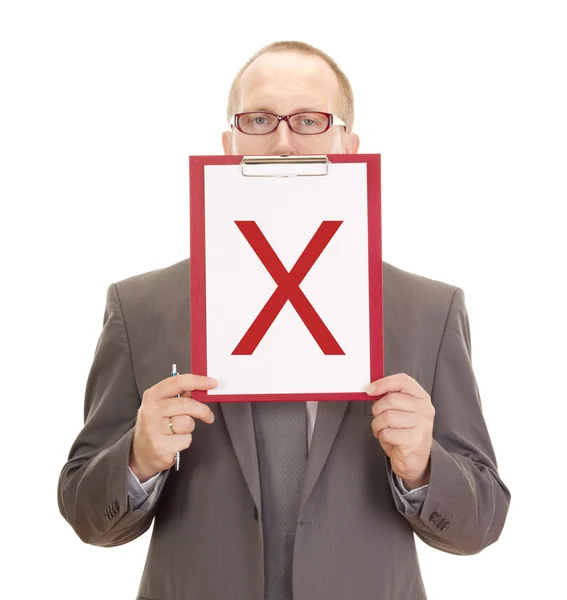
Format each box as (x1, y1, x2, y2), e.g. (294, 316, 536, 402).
(367, 373, 435, 490)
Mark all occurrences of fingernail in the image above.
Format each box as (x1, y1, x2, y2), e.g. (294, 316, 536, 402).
(366, 384, 376, 396)
(206, 377, 217, 385)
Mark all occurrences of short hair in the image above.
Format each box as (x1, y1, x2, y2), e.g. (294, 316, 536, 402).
(226, 41, 355, 132)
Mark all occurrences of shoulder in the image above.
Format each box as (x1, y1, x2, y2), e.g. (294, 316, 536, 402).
(110, 257, 190, 312)
(109, 258, 464, 322)
(383, 260, 463, 324)
(383, 260, 459, 296)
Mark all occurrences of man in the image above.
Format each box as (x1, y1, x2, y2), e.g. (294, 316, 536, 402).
(58, 41, 511, 599)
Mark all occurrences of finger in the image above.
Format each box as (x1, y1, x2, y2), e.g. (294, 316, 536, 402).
(144, 433, 194, 470)
(164, 433, 193, 455)
(366, 373, 423, 398)
(372, 410, 416, 437)
(166, 415, 196, 435)
(159, 397, 215, 424)
(146, 374, 218, 403)
(376, 427, 411, 445)
(371, 392, 419, 417)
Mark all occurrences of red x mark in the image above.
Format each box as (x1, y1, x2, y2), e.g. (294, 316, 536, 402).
(232, 221, 345, 355)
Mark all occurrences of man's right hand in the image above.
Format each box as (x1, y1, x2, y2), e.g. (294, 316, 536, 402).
(129, 374, 218, 482)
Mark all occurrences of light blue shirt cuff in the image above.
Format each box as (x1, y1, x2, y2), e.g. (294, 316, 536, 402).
(395, 473, 429, 496)
(391, 471, 428, 515)
(127, 467, 164, 510)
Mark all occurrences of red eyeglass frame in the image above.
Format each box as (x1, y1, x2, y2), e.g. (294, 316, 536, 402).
(232, 111, 346, 135)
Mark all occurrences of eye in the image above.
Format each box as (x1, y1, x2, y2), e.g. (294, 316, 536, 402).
(289, 113, 327, 133)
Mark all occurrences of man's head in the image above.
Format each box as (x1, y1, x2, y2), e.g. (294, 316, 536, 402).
(222, 41, 360, 156)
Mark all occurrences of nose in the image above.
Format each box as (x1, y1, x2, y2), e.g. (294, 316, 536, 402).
(270, 120, 295, 155)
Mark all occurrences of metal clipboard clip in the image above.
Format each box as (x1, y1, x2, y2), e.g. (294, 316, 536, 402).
(241, 155, 330, 177)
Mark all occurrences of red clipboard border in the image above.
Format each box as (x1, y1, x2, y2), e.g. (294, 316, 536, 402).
(190, 154, 383, 402)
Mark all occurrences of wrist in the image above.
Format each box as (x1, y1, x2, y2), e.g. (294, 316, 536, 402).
(402, 476, 428, 490)
(128, 447, 158, 484)
(402, 461, 431, 490)
(129, 461, 157, 484)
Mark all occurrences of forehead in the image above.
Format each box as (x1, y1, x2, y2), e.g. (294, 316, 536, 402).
(237, 52, 340, 113)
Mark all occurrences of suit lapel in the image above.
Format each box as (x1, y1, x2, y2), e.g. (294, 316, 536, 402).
(220, 399, 350, 517)
(219, 401, 262, 513)
(298, 400, 350, 515)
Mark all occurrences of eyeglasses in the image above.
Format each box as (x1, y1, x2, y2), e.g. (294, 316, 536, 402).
(231, 111, 347, 135)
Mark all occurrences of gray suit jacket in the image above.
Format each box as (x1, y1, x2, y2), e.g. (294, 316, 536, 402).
(57, 258, 511, 600)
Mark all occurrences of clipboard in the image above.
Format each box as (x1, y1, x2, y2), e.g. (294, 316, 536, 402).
(189, 154, 383, 402)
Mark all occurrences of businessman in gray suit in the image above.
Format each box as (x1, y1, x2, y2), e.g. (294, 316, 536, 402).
(58, 41, 511, 599)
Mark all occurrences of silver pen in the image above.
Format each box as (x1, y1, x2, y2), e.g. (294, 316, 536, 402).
(171, 363, 180, 471)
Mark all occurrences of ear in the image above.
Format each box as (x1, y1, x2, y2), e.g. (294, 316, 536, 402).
(342, 131, 360, 154)
(222, 129, 234, 155)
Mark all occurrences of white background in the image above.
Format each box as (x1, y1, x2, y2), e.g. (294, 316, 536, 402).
(1, 1, 565, 598)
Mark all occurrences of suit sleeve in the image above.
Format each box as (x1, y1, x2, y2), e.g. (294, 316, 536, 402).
(57, 282, 171, 547)
(391, 287, 511, 555)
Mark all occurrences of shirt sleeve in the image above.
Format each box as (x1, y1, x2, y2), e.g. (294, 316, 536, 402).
(127, 467, 165, 511)
(387, 465, 428, 516)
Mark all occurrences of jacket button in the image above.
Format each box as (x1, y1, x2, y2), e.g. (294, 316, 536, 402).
(253, 506, 259, 521)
